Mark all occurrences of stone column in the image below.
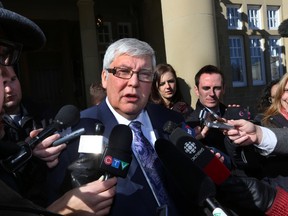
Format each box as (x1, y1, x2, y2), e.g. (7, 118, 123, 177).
(77, 0, 100, 105)
(160, 0, 219, 107)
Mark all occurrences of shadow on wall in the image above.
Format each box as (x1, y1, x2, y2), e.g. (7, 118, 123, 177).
(178, 77, 192, 106)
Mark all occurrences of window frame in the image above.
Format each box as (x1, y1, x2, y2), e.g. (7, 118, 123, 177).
(269, 36, 283, 80)
(248, 5, 262, 30)
(267, 6, 280, 30)
(227, 4, 243, 30)
(117, 22, 132, 39)
(229, 36, 247, 87)
(249, 36, 266, 86)
(97, 22, 112, 45)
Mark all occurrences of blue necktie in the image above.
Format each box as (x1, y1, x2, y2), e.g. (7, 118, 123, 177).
(129, 121, 168, 206)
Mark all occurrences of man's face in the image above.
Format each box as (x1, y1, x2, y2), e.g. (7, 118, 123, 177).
(194, 73, 224, 109)
(2, 66, 22, 113)
(102, 54, 153, 120)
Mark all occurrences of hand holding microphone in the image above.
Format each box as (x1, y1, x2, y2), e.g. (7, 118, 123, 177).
(69, 121, 106, 187)
(69, 123, 132, 187)
(0, 105, 80, 173)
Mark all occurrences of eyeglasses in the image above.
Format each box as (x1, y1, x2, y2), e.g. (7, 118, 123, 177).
(106, 67, 154, 82)
(0, 39, 23, 66)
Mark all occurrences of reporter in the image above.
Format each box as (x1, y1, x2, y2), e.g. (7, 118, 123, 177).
(0, 3, 117, 215)
(223, 119, 288, 156)
(29, 129, 65, 168)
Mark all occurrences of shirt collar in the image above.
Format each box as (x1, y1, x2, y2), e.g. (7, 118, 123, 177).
(105, 97, 148, 126)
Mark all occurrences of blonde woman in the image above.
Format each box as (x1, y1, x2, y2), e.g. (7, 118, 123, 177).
(262, 74, 288, 128)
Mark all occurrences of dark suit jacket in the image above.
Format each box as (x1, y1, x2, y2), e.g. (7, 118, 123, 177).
(46, 101, 207, 216)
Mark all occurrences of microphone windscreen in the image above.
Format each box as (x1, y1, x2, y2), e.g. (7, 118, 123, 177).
(163, 121, 178, 134)
(54, 105, 80, 129)
(155, 138, 216, 206)
(170, 128, 230, 185)
(99, 124, 132, 178)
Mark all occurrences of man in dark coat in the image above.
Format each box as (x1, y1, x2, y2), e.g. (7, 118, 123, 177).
(187, 65, 228, 154)
(46, 38, 213, 216)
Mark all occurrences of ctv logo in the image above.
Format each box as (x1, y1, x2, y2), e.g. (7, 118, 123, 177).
(103, 155, 130, 170)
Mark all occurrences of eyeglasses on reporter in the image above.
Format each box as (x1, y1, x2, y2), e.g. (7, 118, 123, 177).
(106, 67, 154, 82)
(0, 39, 23, 66)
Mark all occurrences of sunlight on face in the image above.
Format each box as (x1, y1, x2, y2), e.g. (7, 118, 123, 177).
(194, 73, 224, 109)
(102, 54, 153, 120)
(158, 71, 176, 102)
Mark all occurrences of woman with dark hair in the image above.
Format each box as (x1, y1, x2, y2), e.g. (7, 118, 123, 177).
(150, 63, 193, 120)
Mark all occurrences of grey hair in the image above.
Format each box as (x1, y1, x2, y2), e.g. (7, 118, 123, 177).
(102, 38, 156, 72)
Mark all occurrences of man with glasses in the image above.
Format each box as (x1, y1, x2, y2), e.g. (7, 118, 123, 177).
(46, 38, 204, 216)
(0, 3, 117, 215)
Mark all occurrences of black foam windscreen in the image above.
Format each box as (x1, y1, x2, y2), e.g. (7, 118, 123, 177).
(155, 138, 216, 206)
(54, 104, 80, 129)
(99, 124, 133, 178)
(163, 121, 178, 134)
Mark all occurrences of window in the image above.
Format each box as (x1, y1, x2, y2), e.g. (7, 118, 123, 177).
(267, 6, 280, 30)
(249, 37, 265, 85)
(229, 36, 247, 87)
(117, 23, 132, 39)
(269, 37, 283, 80)
(248, 5, 261, 29)
(97, 22, 112, 44)
(227, 4, 242, 29)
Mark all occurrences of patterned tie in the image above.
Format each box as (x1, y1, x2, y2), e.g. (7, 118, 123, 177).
(129, 121, 168, 206)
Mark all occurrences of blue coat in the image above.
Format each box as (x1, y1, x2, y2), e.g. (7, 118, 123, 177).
(46, 101, 205, 215)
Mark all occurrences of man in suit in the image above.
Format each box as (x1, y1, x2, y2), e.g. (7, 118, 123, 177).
(46, 38, 210, 216)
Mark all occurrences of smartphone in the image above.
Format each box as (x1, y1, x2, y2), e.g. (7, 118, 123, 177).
(224, 107, 250, 120)
(204, 120, 234, 130)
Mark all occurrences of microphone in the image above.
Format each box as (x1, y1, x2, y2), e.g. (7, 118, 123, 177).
(1, 105, 80, 173)
(27, 104, 80, 149)
(155, 138, 229, 215)
(52, 128, 86, 146)
(99, 124, 132, 180)
(167, 125, 231, 185)
(163, 121, 195, 137)
(69, 121, 107, 187)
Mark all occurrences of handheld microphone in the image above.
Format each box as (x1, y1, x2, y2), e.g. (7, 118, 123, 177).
(163, 121, 195, 137)
(52, 128, 86, 146)
(69, 121, 106, 187)
(155, 138, 229, 215)
(168, 126, 231, 185)
(1, 105, 80, 173)
(99, 124, 132, 180)
(27, 104, 80, 149)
